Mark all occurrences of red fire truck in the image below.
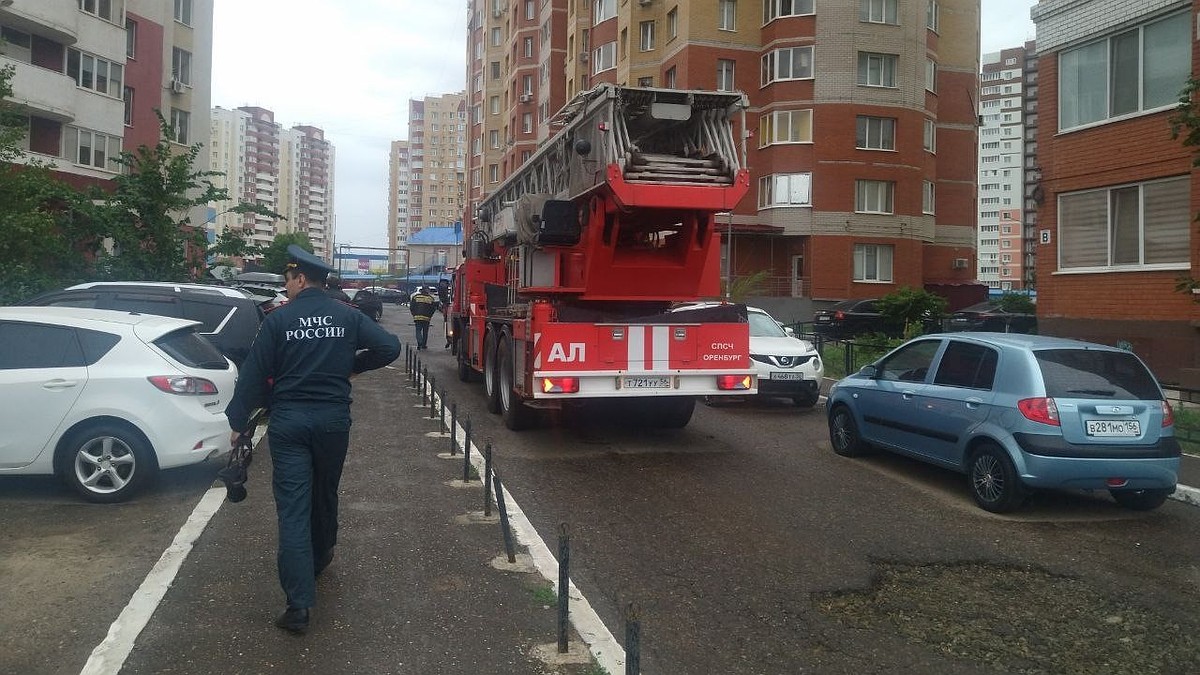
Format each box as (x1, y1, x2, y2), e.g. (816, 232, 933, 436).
(450, 84, 756, 430)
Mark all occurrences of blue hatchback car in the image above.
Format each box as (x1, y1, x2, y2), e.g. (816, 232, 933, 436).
(826, 333, 1180, 513)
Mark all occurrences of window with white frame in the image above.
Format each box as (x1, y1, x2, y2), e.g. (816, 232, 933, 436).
(763, 0, 814, 23)
(174, 0, 192, 25)
(665, 66, 677, 87)
(923, 118, 936, 152)
(489, 130, 499, 148)
(857, 52, 897, 87)
(640, 21, 655, 51)
(66, 49, 124, 98)
(491, 61, 501, 80)
(925, 58, 937, 92)
(761, 46, 812, 85)
(472, 137, 482, 156)
(717, 59, 736, 92)
(594, 0, 615, 23)
(524, 37, 533, 58)
(1058, 176, 1189, 269)
(758, 173, 812, 208)
(855, 116, 895, 150)
(525, 0, 534, 19)
(488, 165, 499, 183)
(171, 47, 191, 85)
(718, 0, 736, 30)
(125, 19, 136, 58)
(854, 243, 894, 281)
(668, 7, 677, 38)
(759, 109, 812, 146)
(860, 0, 897, 25)
(79, 0, 122, 23)
(922, 180, 935, 214)
(522, 112, 533, 133)
(855, 179, 894, 214)
(169, 108, 189, 144)
(522, 74, 533, 95)
(1059, 11, 1188, 130)
(64, 126, 121, 170)
(926, 0, 939, 31)
(638, 76, 654, 86)
(490, 96, 500, 114)
(593, 41, 617, 72)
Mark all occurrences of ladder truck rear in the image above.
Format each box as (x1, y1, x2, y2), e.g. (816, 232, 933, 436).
(450, 84, 756, 430)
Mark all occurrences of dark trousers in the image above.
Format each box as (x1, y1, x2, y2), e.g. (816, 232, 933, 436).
(414, 319, 430, 348)
(267, 403, 351, 609)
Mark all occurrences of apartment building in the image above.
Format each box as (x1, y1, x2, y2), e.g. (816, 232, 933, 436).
(209, 106, 335, 261)
(1031, 0, 1199, 385)
(978, 42, 1036, 291)
(387, 140, 412, 273)
(469, 0, 980, 306)
(0, 0, 212, 221)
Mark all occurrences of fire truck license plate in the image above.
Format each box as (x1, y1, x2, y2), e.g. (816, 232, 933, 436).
(623, 376, 672, 389)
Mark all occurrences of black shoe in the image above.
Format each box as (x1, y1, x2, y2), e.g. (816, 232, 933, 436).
(275, 607, 310, 633)
(315, 549, 334, 577)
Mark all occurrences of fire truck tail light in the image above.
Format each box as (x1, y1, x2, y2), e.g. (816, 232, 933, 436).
(716, 375, 753, 391)
(542, 377, 580, 394)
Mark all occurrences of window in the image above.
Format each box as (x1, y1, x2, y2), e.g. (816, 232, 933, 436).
(640, 21, 655, 51)
(489, 96, 499, 114)
(857, 52, 897, 87)
(665, 66, 677, 88)
(169, 108, 189, 144)
(1058, 176, 1189, 269)
(522, 74, 533, 95)
(717, 59, 736, 92)
(763, 0, 814, 23)
(66, 49, 124, 98)
(123, 86, 133, 125)
(524, 37, 533, 58)
(922, 180, 935, 214)
(174, 0, 192, 25)
(64, 126, 121, 170)
(594, 0, 615, 23)
(525, 0, 534, 19)
(925, 58, 937, 92)
(855, 116, 895, 150)
(125, 19, 136, 58)
(488, 165, 499, 183)
(860, 0, 897, 25)
(78, 0, 120, 23)
(522, 112, 533, 133)
(926, 0, 939, 31)
(933, 341, 998, 390)
(855, 180, 894, 214)
(718, 0, 736, 30)
(638, 76, 654, 87)
(491, 61, 501, 80)
(853, 243, 894, 282)
(923, 118, 936, 152)
(1059, 11, 1188, 130)
(171, 47, 191, 86)
(491, 27, 502, 46)
(668, 7, 679, 39)
(0, 322, 85, 370)
(593, 41, 617, 72)
(758, 173, 812, 208)
(761, 46, 812, 85)
(759, 109, 812, 146)
(489, 130, 499, 148)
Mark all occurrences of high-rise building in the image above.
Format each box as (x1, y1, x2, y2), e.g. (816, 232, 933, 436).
(466, 0, 981, 303)
(978, 41, 1036, 291)
(1, 0, 213, 222)
(283, 125, 335, 257)
(387, 140, 411, 272)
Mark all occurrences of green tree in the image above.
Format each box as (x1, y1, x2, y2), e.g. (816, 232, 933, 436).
(260, 232, 313, 273)
(995, 292, 1035, 314)
(1169, 77, 1200, 299)
(876, 286, 947, 337)
(719, 269, 770, 302)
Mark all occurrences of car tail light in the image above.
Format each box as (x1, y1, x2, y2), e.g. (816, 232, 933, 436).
(716, 374, 753, 391)
(1161, 400, 1174, 427)
(147, 376, 219, 395)
(1017, 397, 1060, 426)
(541, 377, 579, 394)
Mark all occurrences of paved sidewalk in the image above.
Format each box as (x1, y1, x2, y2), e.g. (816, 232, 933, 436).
(113, 358, 608, 675)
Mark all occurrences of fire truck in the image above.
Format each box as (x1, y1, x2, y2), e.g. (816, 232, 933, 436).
(450, 84, 756, 430)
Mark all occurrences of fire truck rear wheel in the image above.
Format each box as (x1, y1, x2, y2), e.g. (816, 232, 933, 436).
(456, 334, 474, 383)
(650, 397, 695, 429)
(499, 331, 537, 431)
(483, 329, 501, 413)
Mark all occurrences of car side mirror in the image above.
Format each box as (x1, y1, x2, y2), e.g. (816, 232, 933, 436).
(858, 364, 878, 378)
(783, 325, 796, 338)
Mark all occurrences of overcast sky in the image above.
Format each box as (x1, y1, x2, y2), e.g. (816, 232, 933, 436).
(211, 0, 1037, 251)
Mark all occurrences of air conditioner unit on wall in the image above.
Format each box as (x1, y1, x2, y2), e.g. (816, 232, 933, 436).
(519, 94, 532, 103)
(170, 79, 185, 94)
(638, 0, 652, 5)
(952, 258, 969, 269)
(578, 52, 589, 62)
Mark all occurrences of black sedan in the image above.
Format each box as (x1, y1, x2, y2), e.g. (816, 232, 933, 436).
(345, 288, 383, 321)
(813, 299, 884, 339)
(945, 300, 1037, 334)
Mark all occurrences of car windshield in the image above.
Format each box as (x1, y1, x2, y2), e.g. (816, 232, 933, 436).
(155, 328, 230, 369)
(1035, 349, 1161, 400)
(748, 311, 787, 338)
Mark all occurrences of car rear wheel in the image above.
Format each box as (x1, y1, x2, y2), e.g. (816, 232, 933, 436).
(1109, 488, 1172, 511)
(58, 423, 156, 503)
(498, 331, 537, 430)
(457, 333, 475, 382)
(828, 405, 870, 457)
(483, 329, 501, 413)
(967, 443, 1027, 513)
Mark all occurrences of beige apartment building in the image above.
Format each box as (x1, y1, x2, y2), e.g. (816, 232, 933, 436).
(386, 140, 411, 271)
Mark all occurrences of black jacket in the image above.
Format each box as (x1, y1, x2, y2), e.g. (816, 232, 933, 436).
(225, 286, 401, 432)
(408, 292, 438, 322)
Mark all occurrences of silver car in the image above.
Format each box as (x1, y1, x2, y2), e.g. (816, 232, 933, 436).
(826, 333, 1179, 512)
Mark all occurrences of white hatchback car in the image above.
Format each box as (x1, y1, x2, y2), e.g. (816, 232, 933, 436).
(0, 308, 237, 502)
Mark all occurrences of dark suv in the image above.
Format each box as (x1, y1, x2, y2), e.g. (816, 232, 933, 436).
(20, 282, 264, 366)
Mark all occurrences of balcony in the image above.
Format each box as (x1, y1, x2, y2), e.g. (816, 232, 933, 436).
(0, 2, 78, 45)
(0, 55, 75, 122)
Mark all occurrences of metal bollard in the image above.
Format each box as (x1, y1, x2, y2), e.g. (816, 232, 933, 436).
(461, 417, 473, 482)
(421, 366, 428, 406)
(493, 472, 516, 564)
(439, 389, 447, 428)
(557, 523, 570, 654)
(449, 403, 458, 455)
(428, 375, 437, 417)
(624, 603, 641, 675)
(482, 440, 493, 516)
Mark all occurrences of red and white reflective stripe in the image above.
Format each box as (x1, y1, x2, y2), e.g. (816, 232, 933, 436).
(533, 332, 542, 369)
(626, 325, 670, 373)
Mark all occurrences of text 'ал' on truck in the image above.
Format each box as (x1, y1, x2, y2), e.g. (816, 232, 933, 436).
(449, 84, 757, 430)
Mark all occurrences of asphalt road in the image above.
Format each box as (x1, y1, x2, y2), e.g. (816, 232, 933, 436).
(2, 310, 1198, 675)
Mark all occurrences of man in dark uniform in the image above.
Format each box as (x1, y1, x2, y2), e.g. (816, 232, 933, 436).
(225, 245, 400, 634)
(324, 274, 351, 303)
(407, 285, 438, 350)
(436, 279, 452, 348)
